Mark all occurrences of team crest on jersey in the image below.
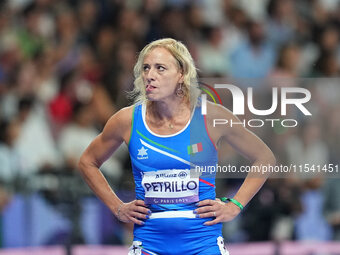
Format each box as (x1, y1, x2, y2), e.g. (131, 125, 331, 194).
(137, 146, 148, 160)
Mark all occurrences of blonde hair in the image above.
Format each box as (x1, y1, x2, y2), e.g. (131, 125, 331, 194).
(130, 38, 200, 106)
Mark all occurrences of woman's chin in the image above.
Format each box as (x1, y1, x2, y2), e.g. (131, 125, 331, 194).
(146, 94, 158, 101)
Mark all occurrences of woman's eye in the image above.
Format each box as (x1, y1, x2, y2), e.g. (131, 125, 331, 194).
(143, 65, 150, 71)
(157, 66, 165, 71)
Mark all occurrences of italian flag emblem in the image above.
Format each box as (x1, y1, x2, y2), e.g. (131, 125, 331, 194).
(187, 142, 203, 155)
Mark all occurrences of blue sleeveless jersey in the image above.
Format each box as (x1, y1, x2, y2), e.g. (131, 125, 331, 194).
(129, 102, 218, 211)
(127, 103, 226, 255)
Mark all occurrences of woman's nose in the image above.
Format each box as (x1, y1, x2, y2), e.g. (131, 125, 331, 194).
(145, 67, 156, 81)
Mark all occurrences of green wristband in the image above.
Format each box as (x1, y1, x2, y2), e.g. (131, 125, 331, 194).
(220, 197, 244, 211)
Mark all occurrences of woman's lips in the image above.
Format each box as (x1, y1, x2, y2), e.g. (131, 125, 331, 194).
(146, 84, 156, 92)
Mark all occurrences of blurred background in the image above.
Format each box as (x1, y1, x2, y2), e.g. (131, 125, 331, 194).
(0, 0, 339, 254)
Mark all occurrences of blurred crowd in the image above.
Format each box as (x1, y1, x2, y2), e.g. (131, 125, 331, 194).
(0, 0, 339, 248)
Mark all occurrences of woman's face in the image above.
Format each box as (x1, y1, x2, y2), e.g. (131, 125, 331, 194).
(142, 47, 183, 102)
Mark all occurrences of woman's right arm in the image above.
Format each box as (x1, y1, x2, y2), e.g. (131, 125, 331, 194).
(78, 106, 149, 225)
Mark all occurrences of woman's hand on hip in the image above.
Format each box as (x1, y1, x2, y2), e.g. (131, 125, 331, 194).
(194, 198, 241, 226)
(116, 200, 151, 225)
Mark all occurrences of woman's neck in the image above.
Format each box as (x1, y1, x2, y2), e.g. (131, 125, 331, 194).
(147, 98, 190, 121)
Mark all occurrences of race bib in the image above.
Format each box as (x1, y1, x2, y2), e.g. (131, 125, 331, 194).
(142, 169, 199, 204)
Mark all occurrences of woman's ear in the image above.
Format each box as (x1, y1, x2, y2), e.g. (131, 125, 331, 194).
(178, 72, 184, 84)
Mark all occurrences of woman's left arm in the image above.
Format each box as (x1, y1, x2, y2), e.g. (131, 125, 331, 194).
(195, 104, 276, 225)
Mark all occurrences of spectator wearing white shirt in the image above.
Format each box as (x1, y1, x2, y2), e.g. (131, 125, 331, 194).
(59, 102, 123, 181)
(0, 119, 23, 183)
(13, 96, 62, 176)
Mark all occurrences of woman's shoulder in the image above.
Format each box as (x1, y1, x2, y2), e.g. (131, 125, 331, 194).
(101, 105, 137, 141)
(111, 104, 136, 123)
(204, 101, 234, 119)
(103, 105, 136, 131)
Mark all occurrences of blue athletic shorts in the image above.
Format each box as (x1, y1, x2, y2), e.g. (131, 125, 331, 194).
(128, 217, 229, 255)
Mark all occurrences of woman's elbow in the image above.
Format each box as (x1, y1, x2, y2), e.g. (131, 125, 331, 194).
(78, 152, 93, 173)
(77, 154, 87, 173)
(78, 151, 101, 173)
